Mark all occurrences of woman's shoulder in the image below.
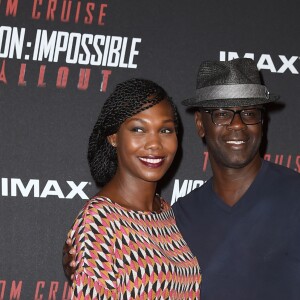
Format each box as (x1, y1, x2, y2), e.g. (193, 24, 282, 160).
(70, 196, 120, 234)
(79, 196, 118, 217)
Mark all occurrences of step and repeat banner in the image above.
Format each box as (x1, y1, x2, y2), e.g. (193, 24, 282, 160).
(0, 0, 299, 299)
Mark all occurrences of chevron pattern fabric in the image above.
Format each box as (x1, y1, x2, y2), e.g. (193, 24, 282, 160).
(69, 196, 201, 299)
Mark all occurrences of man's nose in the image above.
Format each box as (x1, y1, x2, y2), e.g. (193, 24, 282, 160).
(228, 112, 246, 129)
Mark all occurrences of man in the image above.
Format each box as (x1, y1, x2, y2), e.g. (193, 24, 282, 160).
(64, 58, 300, 299)
(172, 58, 300, 299)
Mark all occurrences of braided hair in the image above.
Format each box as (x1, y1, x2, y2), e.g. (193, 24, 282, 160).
(88, 78, 178, 186)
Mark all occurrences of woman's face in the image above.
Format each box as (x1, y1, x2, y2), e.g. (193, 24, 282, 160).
(108, 99, 178, 184)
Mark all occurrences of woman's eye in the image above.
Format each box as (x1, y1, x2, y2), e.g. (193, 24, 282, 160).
(161, 128, 174, 134)
(131, 127, 144, 133)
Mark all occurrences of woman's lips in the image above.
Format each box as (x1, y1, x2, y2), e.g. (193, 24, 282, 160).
(138, 156, 165, 168)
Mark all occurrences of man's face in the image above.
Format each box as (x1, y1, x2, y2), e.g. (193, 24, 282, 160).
(194, 105, 263, 170)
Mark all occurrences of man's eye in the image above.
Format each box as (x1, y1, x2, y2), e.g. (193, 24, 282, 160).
(243, 110, 258, 117)
(215, 111, 230, 118)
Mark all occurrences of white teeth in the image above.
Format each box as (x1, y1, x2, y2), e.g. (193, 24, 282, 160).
(226, 141, 245, 145)
(139, 157, 163, 163)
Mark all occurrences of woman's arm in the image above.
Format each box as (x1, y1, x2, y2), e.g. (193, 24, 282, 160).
(68, 200, 118, 299)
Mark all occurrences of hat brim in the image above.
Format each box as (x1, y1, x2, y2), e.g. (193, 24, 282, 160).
(182, 94, 279, 108)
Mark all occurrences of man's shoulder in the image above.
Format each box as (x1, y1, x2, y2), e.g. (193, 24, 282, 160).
(262, 161, 300, 208)
(264, 160, 300, 185)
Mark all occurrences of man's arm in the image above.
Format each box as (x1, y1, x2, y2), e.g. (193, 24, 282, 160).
(62, 237, 76, 283)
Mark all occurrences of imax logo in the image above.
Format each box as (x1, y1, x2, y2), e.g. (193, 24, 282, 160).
(1, 178, 90, 199)
(220, 51, 300, 74)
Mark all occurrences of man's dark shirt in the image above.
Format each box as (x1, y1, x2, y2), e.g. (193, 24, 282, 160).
(173, 161, 300, 300)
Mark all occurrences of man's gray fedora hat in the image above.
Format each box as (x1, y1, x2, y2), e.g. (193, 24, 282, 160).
(182, 58, 279, 108)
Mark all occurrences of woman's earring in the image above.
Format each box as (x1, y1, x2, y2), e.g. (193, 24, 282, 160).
(111, 142, 116, 147)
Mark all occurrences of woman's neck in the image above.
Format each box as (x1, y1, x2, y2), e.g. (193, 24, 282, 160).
(99, 173, 159, 212)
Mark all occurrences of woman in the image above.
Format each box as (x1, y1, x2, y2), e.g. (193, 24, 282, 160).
(67, 78, 201, 299)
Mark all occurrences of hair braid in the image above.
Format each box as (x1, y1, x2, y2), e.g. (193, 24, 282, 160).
(88, 78, 178, 186)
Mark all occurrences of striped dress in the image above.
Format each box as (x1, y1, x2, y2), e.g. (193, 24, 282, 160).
(69, 196, 201, 299)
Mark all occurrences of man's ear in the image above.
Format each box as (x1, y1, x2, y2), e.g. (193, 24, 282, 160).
(107, 133, 117, 147)
(195, 111, 205, 138)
